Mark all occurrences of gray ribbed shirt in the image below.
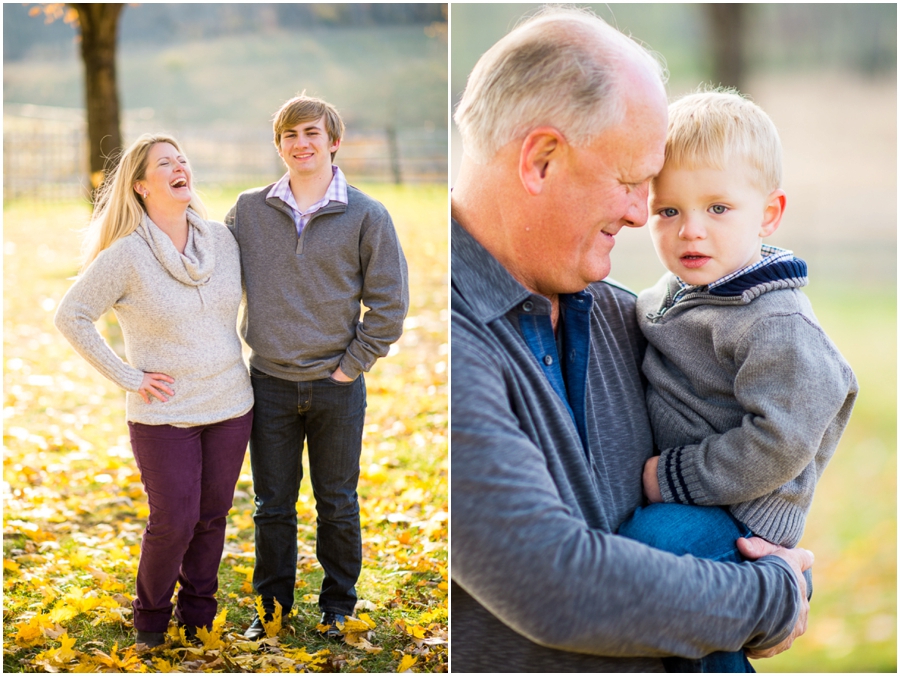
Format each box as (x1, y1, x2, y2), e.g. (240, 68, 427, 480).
(54, 210, 253, 427)
(451, 220, 801, 672)
(225, 183, 408, 381)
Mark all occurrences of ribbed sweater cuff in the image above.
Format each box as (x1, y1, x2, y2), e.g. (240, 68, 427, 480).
(116, 365, 146, 392)
(657, 445, 705, 505)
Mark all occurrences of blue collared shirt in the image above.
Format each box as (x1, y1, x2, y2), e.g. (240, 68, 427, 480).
(517, 291, 592, 451)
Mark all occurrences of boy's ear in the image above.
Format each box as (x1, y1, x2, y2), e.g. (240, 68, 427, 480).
(760, 189, 787, 238)
(518, 127, 565, 196)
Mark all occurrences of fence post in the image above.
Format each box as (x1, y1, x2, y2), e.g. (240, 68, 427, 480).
(386, 126, 402, 185)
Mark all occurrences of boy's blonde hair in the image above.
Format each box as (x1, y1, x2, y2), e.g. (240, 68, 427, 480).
(272, 94, 345, 160)
(664, 88, 782, 192)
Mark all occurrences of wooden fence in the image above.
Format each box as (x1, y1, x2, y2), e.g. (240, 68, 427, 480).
(4, 108, 447, 201)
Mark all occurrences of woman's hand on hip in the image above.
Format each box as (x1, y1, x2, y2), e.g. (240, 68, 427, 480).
(138, 372, 175, 404)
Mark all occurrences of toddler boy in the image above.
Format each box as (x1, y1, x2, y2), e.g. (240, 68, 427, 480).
(618, 90, 858, 672)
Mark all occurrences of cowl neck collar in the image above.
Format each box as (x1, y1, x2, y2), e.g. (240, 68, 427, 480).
(135, 208, 214, 286)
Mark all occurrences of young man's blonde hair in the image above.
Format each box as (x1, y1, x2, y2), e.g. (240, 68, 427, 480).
(665, 89, 783, 192)
(454, 6, 666, 164)
(272, 94, 345, 160)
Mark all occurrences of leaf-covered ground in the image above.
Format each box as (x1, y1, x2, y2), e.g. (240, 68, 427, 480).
(3, 184, 448, 672)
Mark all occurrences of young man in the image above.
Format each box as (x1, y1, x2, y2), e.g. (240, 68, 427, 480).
(225, 95, 408, 639)
(618, 90, 857, 672)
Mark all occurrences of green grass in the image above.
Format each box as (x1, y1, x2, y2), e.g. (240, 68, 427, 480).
(3, 186, 448, 672)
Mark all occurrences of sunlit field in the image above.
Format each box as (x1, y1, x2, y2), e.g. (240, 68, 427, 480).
(755, 281, 896, 673)
(3, 184, 448, 672)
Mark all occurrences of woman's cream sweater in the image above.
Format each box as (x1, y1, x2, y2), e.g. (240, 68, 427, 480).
(55, 209, 253, 426)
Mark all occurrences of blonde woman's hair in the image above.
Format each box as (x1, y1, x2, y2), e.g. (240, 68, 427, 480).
(81, 133, 207, 271)
(664, 88, 783, 192)
(454, 5, 667, 164)
(272, 94, 345, 160)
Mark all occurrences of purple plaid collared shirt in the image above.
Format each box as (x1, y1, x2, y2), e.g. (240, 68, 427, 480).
(267, 165, 349, 236)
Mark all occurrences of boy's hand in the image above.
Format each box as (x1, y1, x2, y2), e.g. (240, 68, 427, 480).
(642, 456, 663, 503)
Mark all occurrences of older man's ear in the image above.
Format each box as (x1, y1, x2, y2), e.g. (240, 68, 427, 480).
(518, 127, 566, 196)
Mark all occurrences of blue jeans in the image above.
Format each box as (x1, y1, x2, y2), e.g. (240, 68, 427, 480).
(248, 367, 366, 617)
(618, 503, 756, 673)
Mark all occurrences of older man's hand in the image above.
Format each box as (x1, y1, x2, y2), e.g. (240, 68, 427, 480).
(736, 536, 814, 660)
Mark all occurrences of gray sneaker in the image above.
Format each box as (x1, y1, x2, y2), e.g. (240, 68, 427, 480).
(318, 611, 346, 640)
(243, 615, 269, 640)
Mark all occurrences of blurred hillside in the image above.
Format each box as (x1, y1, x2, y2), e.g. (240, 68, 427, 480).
(5, 2, 445, 61)
(3, 3, 448, 196)
(5, 3, 448, 132)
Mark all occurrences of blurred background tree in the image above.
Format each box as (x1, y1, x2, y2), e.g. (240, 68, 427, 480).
(6, 2, 447, 130)
(25, 3, 126, 194)
(707, 3, 746, 90)
(5, 3, 448, 197)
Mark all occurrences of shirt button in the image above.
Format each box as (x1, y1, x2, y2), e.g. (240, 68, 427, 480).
(543, 355, 553, 366)
(570, 350, 577, 359)
(522, 301, 534, 312)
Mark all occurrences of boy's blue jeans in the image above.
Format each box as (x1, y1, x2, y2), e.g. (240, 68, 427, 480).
(618, 503, 757, 673)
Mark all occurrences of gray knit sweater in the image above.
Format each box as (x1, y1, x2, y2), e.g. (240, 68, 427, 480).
(637, 258, 858, 547)
(55, 210, 253, 427)
(224, 183, 408, 381)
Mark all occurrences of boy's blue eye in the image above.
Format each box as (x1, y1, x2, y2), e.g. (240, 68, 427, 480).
(710, 205, 728, 214)
(661, 208, 678, 218)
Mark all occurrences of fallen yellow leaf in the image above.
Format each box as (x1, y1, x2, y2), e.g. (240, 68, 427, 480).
(256, 596, 283, 638)
(341, 615, 372, 633)
(397, 653, 418, 672)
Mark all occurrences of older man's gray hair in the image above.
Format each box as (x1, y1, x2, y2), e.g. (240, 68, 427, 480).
(454, 6, 667, 164)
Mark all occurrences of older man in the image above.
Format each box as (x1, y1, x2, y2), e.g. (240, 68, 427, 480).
(451, 7, 813, 672)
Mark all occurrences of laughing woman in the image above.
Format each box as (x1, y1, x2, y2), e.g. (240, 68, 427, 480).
(54, 134, 253, 648)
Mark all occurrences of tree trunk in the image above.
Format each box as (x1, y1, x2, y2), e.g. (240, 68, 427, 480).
(707, 4, 746, 91)
(70, 3, 124, 194)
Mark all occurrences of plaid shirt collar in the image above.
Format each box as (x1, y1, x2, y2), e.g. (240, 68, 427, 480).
(672, 244, 794, 305)
(267, 165, 348, 234)
(675, 244, 794, 293)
